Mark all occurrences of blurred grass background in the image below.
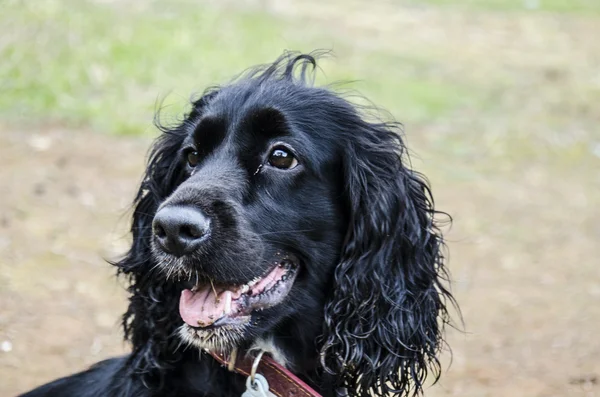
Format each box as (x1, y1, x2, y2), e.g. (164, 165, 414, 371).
(1, 0, 599, 396)
(2, 0, 481, 134)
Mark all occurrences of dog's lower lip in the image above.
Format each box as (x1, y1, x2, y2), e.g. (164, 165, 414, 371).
(189, 314, 251, 329)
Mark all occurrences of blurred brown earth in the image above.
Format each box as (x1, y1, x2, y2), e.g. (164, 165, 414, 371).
(1, 121, 598, 396)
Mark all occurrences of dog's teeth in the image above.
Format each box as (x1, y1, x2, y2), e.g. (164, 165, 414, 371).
(224, 291, 232, 315)
(240, 284, 250, 294)
(191, 285, 198, 293)
(248, 277, 261, 288)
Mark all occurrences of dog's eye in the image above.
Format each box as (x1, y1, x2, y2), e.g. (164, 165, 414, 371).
(268, 147, 298, 170)
(187, 151, 200, 167)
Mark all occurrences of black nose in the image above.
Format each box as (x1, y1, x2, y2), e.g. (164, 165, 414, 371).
(152, 206, 210, 256)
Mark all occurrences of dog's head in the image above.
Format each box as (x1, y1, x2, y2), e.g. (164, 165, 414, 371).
(117, 53, 454, 396)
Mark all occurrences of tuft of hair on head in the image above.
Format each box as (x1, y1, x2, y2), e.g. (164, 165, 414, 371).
(234, 49, 332, 87)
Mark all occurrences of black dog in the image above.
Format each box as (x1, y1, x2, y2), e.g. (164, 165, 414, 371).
(21, 52, 455, 397)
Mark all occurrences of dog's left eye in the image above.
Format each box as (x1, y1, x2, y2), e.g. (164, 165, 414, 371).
(268, 147, 298, 170)
(187, 151, 200, 167)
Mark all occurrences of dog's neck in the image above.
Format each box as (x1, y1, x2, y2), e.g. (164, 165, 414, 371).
(207, 347, 325, 397)
(173, 347, 339, 397)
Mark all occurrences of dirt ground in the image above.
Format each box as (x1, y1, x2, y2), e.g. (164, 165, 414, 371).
(1, 122, 598, 397)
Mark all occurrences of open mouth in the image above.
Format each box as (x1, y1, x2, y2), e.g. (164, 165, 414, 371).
(179, 257, 299, 330)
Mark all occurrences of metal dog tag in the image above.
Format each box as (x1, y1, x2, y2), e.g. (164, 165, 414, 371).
(242, 373, 276, 397)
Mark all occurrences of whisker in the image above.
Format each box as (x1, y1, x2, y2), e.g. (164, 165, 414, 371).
(253, 229, 317, 236)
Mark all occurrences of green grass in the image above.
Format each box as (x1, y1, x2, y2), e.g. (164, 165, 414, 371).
(408, 0, 600, 13)
(1, 1, 302, 134)
(0, 0, 478, 135)
(0, 0, 598, 170)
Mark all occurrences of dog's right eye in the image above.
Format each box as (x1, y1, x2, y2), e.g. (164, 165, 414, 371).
(187, 151, 200, 167)
(268, 147, 298, 170)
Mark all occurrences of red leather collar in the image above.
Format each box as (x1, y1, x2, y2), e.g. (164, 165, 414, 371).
(208, 350, 322, 397)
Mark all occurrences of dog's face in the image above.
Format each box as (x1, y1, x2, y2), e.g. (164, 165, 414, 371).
(150, 83, 347, 352)
(121, 54, 454, 396)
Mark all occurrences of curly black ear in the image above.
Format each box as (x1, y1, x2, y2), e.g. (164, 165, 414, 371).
(113, 91, 217, 389)
(321, 120, 454, 397)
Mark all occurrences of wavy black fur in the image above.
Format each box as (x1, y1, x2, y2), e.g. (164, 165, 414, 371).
(20, 51, 456, 397)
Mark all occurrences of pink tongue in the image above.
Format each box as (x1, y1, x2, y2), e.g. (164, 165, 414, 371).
(179, 286, 237, 327)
